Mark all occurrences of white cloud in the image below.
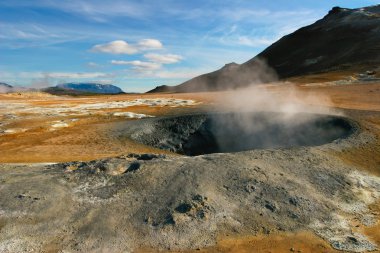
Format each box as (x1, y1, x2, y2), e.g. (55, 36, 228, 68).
(137, 39, 163, 50)
(111, 52, 182, 73)
(91, 39, 163, 55)
(144, 53, 183, 64)
(91, 40, 139, 54)
(111, 60, 161, 71)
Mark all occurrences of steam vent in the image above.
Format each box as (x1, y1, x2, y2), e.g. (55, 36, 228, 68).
(123, 112, 354, 155)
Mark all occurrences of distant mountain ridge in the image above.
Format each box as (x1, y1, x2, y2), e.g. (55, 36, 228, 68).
(148, 5, 380, 93)
(0, 82, 12, 88)
(57, 83, 124, 94)
(0, 82, 13, 93)
(0, 82, 125, 95)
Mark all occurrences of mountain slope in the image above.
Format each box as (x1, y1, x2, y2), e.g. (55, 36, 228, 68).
(149, 5, 380, 93)
(253, 5, 380, 78)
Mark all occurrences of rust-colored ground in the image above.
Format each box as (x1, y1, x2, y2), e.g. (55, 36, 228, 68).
(1, 82, 379, 252)
(1, 82, 379, 163)
(137, 231, 347, 253)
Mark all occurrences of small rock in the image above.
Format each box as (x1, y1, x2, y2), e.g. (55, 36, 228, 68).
(175, 203, 192, 213)
(16, 194, 27, 199)
(347, 236, 359, 244)
(125, 162, 140, 173)
(265, 201, 277, 212)
(289, 197, 299, 206)
(245, 183, 256, 193)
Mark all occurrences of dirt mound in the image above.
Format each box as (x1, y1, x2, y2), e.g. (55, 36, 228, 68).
(0, 140, 379, 252)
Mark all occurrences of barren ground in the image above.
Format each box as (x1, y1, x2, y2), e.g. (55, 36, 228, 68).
(0, 81, 379, 252)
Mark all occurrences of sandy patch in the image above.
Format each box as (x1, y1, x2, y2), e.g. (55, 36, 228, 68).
(51, 122, 69, 128)
(0, 128, 28, 134)
(112, 112, 154, 118)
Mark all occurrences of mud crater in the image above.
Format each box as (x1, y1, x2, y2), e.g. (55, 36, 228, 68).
(125, 112, 354, 156)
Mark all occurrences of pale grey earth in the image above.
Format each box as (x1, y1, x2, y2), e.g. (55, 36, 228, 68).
(0, 111, 379, 252)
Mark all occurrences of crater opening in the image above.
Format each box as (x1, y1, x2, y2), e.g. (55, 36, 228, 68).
(124, 112, 354, 156)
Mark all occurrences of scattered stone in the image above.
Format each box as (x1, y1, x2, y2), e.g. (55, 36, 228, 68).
(126, 153, 165, 160)
(245, 183, 256, 193)
(175, 203, 193, 213)
(16, 194, 27, 199)
(289, 197, 299, 206)
(125, 162, 141, 173)
(265, 201, 277, 212)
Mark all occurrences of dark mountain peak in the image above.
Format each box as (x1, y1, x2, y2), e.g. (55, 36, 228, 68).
(328, 6, 347, 15)
(148, 5, 380, 93)
(221, 62, 239, 70)
(146, 85, 173, 93)
(326, 5, 380, 17)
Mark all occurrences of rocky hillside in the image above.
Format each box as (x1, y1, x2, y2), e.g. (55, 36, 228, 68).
(149, 5, 380, 93)
(44, 83, 124, 95)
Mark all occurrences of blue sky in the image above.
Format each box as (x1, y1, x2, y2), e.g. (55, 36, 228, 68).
(0, 0, 378, 92)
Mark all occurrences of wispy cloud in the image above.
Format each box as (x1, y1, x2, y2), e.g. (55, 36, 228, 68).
(137, 39, 163, 50)
(111, 52, 183, 73)
(91, 39, 162, 54)
(45, 72, 110, 79)
(0, 0, 151, 22)
(87, 62, 101, 68)
(111, 60, 161, 71)
(144, 53, 183, 64)
(92, 40, 139, 54)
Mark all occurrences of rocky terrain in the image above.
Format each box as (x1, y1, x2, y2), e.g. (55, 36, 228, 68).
(0, 110, 379, 252)
(149, 5, 380, 93)
(0, 83, 379, 252)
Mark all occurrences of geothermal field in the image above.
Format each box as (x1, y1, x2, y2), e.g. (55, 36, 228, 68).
(1, 2, 380, 253)
(0, 82, 380, 253)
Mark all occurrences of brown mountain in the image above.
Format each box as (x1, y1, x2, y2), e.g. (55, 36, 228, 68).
(148, 5, 380, 93)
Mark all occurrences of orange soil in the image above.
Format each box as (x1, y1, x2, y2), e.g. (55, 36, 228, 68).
(1, 83, 380, 252)
(1, 83, 379, 163)
(137, 231, 343, 253)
